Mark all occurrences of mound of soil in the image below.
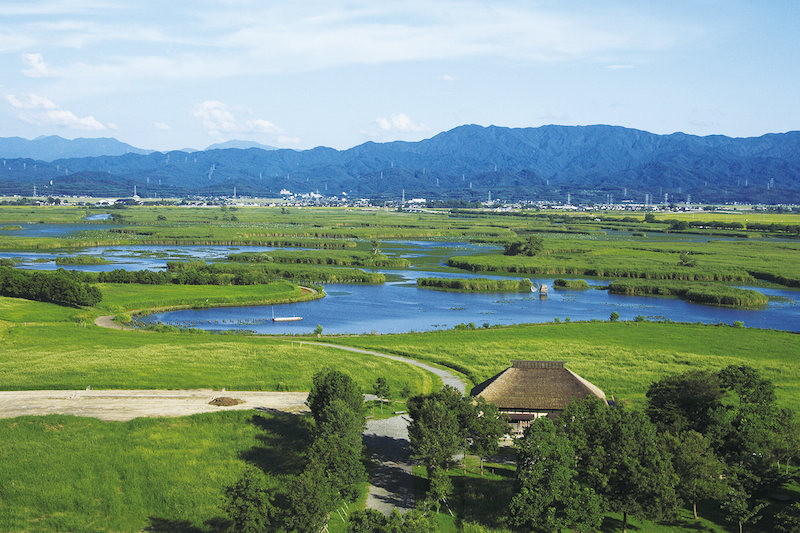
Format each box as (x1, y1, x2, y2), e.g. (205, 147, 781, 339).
(209, 397, 244, 406)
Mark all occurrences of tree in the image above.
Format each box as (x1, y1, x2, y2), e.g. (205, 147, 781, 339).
(503, 235, 544, 256)
(718, 365, 776, 406)
(662, 431, 726, 520)
(508, 417, 603, 533)
(408, 393, 461, 475)
(426, 467, 453, 513)
(560, 398, 678, 533)
(610, 311, 620, 322)
(373, 377, 390, 414)
(466, 396, 508, 475)
(776, 502, 800, 533)
(646, 370, 724, 434)
(286, 464, 339, 533)
(306, 369, 365, 422)
(721, 480, 767, 533)
(223, 465, 280, 533)
(309, 398, 367, 502)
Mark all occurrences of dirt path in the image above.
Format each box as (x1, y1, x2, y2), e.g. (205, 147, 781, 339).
(0, 389, 309, 421)
(93, 315, 134, 331)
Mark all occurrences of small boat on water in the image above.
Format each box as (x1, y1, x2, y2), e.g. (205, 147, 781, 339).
(271, 307, 302, 322)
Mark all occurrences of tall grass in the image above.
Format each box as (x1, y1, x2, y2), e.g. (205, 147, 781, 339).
(608, 280, 769, 307)
(417, 277, 533, 292)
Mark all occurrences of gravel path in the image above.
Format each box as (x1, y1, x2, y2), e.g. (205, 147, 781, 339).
(363, 415, 415, 514)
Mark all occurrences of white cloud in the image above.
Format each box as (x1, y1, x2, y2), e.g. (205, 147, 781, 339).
(154, 122, 171, 130)
(606, 64, 634, 70)
(5, 93, 109, 130)
(437, 74, 458, 82)
(22, 53, 59, 78)
(374, 113, 429, 133)
(21, 109, 107, 130)
(5, 93, 59, 109)
(191, 100, 291, 141)
(278, 135, 300, 145)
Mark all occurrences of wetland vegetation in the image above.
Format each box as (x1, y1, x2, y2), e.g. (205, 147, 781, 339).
(1, 203, 799, 532)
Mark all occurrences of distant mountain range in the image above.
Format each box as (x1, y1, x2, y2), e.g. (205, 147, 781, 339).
(0, 136, 153, 161)
(1, 125, 799, 204)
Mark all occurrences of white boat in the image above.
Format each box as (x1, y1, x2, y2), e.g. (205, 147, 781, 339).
(271, 307, 302, 322)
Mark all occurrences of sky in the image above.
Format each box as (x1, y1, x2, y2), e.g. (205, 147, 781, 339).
(1, 1, 799, 153)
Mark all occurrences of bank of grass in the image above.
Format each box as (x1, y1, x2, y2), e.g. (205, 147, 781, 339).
(0, 410, 309, 533)
(317, 321, 800, 410)
(608, 279, 769, 307)
(94, 280, 314, 313)
(0, 321, 438, 394)
(417, 277, 533, 292)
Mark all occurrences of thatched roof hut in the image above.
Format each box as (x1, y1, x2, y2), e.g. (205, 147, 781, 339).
(471, 360, 606, 434)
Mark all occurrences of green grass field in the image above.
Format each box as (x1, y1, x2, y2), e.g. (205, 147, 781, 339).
(0, 410, 309, 533)
(318, 321, 800, 410)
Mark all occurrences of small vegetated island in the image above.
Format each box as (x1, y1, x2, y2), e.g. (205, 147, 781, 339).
(608, 279, 769, 307)
(416, 277, 533, 292)
(553, 278, 590, 290)
(55, 255, 110, 266)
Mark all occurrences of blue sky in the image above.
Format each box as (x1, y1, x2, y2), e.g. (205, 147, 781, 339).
(1, 1, 798, 152)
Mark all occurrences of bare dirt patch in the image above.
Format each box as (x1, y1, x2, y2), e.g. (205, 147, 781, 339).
(0, 389, 309, 422)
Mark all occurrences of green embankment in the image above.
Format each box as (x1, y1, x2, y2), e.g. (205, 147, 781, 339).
(416, 277, 533, 292)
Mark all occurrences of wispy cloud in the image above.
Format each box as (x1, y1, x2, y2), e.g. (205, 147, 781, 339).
(154, 122, 171, 130)
(21, 53, 59, 78)
(5, 93, 109, 130)
(606, 64, 634, 70)
(374, 113, 429, 133)
(191, 100, 290, 141)
(437, 74, 458, 82)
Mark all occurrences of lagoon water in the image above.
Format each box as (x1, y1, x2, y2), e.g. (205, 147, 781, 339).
(3, 232, 798, 335)
(138, 270, 800, 335)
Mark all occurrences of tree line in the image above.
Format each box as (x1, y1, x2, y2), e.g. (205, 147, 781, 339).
(0, 266, 102, 307)
(504, 364, 800, 533)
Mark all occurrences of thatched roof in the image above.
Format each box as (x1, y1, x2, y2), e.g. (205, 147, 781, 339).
(471, 360, 606, 411)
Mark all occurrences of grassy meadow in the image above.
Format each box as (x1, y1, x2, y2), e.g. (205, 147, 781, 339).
(0, 309, 439, 394)
(318, 321, 800, 410)
(0, 410, 310, 533)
